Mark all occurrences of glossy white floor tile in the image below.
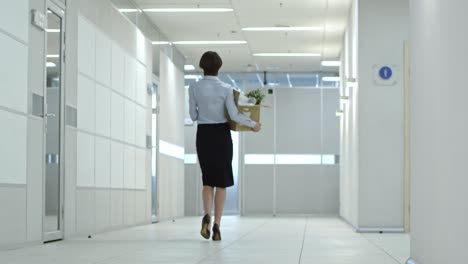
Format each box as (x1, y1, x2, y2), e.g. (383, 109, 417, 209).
(0, 216, 409, 264)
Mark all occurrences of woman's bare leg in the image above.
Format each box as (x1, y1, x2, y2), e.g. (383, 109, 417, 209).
(214, 187, 227, 225)
(203, 186, 214, 217)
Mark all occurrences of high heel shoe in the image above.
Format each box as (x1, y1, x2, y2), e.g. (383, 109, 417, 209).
(212, 223, 221, 241)
(200, 214, 211, 239)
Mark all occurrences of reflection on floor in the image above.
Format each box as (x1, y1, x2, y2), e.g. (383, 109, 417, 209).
(0, 216, 410, 264)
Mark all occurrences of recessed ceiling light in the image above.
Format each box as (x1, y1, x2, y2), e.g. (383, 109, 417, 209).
(184, 65, 196, 71)
(47, 54, 60, 58)
(143, 8, 233, 13)
(253, 53, 321, 57)
(173, 41, 247, 45)
(242, 27, 323, 31)
(46, 62, 56, 68)
(322, 76, 341, 82)
(46, 29, 60, 33)
(321, 61, 341, 67)
(118, 9, 142, 13)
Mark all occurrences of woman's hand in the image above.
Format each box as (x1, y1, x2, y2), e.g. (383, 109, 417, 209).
(252, 122, 262, 132)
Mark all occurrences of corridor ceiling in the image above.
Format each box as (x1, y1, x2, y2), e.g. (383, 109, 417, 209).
(134, 0, 351, 72)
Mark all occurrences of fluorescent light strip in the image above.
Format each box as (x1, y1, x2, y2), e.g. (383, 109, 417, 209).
(118, 9, 140, 13)
(47, 54, 60, 58)
(143, 8, 233, 13)
(253, 53, 321, 57)
(152, 41, 171, 45)
(322, 76, 341, 82)
(321, 61, 341, 67)
(184, 65, 196, 71)
(184, 154, 197, 164)
(173, 41, 247, 45)
(245, 154, 339, 165)
(46, 29, 60, 33)
(244, 154, 275, 165)
(242, 27, 323, 31)
(276, 154, 322, 165)
(46, 62, 56, 68)
(159, 140, 184, 160)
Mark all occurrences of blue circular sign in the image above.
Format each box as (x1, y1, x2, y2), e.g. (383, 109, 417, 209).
(379, 66, 393, 80)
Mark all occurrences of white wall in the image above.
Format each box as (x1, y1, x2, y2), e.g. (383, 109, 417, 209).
(70, 0, 152, 235)
(340, 0, 409, 231)
(409, 0, 468, 263)
(0, 0, 44, 248)
(157, 50, 185, 220)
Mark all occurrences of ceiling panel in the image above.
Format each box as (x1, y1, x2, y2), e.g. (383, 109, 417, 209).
(134, 0, 352, 73)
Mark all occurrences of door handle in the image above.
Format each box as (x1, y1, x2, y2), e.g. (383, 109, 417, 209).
(46, 113, 56, 118)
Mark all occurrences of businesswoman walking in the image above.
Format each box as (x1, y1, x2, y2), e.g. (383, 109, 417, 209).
(189, 51, 261, 241)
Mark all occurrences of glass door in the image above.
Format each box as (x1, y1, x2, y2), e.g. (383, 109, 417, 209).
(44, 3, 65, 242)
(151, 82, 159, 222)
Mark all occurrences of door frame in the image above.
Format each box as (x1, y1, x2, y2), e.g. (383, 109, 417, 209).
(43, 1, 66, 242)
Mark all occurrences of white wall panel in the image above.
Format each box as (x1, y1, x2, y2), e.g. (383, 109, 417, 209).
(111, 142, 124, 188)
(124, 146, 135, 189)
(0, 187, 27, 245)
(77, 15, 95, 78)
(276, 88, 322, 154)
(124, 56, 137, 100)
(276, 166, 322, 214)
(135, 105, 146, 147)
(95, 84, 111, 137)
(0, 32, 28, 113)
(135, 191, 147, 223)
(111, 44, 125, 94)
(110, 190, 123, 227)
(136, 63, 147, 106)
(95, 137, 111, 188)
(77, 132, 95, 187)
(323, 89, 340, 154)
(135, 149, 146, 189)
(76, 189, 95, 233)
(243, 166, 274, 214)
(123, 191, 136, 225)
(111, 92, 124, 141)
(124, 100, 136, 144)
(0, 0, 28, 43)
(95, 30, 111, 87)
(27, 118, 44, 241)
(0, 110, 27, 184)
(136, 30, 147, 66)
(95, 190, 110, 231)
(77, 75, 96, 132)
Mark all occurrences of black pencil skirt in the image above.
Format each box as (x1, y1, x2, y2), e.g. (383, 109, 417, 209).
(196, 123, 234, 188)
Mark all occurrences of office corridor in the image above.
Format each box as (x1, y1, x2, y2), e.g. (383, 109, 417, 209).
(0, 216, 409, 264)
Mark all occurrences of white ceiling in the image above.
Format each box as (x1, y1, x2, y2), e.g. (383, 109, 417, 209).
(134, 0, 351, 72)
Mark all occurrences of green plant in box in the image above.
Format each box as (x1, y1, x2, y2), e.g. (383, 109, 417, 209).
(245, 89, 266, 105)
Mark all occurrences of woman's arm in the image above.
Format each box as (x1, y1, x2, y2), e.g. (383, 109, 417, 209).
(189, 85, 198, 121)
(225, 88, 256, 128)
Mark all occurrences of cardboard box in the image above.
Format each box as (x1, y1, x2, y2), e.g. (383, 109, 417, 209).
(228, 90, 261, 132)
